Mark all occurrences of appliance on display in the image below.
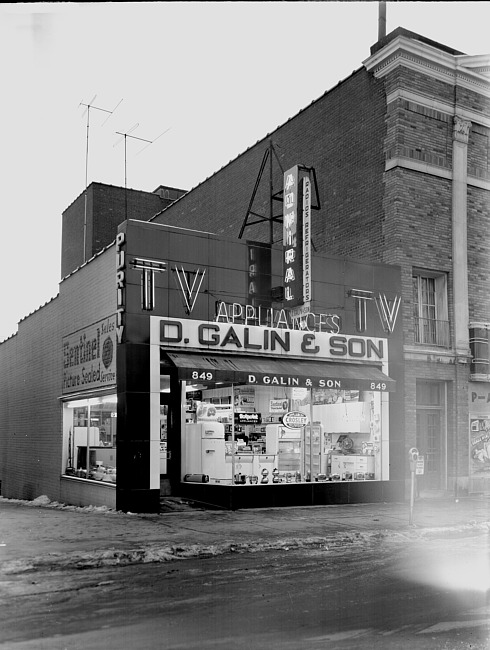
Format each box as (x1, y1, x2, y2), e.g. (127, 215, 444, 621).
(339, 435, 354, 452)
(266, 424, 303, 474)
(184, 473, 209, 483)
(330, 453, 375, 478)
(315, 401, 371, 434)
(184, 421, 229, 483)
(304, 423, 326, 478)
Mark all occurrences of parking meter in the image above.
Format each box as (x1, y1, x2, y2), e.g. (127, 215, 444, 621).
(408, 448, 418, 525)
(409, 447, 419, 472)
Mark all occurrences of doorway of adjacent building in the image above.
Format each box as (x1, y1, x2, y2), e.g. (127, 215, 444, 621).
(159, 390, 172, 495)
(416, 381, 447, 490)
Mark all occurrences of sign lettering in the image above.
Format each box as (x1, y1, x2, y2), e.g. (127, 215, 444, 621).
(153, 318, 387, 362)
(283, 166, 303, 307)
(115, 232, 126, 344)
(62, 316, 117, 394)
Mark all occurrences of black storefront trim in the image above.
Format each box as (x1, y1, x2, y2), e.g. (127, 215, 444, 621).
(180, 480, 405, 510)
(164, 352, 395, 391)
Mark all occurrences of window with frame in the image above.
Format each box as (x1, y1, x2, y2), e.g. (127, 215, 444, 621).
(412, 271, 449, 347)
(62, 395, 117, 483)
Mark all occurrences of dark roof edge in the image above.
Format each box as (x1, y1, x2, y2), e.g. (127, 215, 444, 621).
(371, 27, 465, 57)
(63, 181, 186, 215)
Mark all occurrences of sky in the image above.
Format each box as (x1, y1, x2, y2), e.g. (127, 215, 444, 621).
(0, 1, 489, 342)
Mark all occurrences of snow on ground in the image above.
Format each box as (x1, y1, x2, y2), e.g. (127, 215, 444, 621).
(0, 495, 127, 515)
(0, 494, 488, 577)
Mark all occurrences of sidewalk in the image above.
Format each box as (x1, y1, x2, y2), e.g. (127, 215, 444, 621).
(0, 494, 489, 574)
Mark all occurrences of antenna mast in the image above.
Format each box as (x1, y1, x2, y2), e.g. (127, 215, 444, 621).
(79, 96, 122, 263)
(114, 126, 170, 219)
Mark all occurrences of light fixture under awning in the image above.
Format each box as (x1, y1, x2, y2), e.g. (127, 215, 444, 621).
(164, 352, 395, 392)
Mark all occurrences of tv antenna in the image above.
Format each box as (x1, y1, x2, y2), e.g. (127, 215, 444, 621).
(114, 125, 171, 219)
(79, 95, 123, 262)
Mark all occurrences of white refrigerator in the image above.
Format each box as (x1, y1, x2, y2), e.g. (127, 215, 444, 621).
(184, 422, 229, 483)
(266, 424, 303, 474)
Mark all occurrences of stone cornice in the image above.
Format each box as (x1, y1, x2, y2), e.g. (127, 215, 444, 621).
(456, 54, 490, 78)
(385, 157, 452, 180)
(385, 157, 490, 191)
(364, 35, 490, 97)
(403, 345, 458, 363)
(386, 88, 490, 128)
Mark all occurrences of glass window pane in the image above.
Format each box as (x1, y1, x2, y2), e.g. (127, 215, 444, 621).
(63, 395, 117, 482)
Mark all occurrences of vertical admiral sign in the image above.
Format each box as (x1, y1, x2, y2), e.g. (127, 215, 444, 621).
(283, 165, 312, 310)
(283, 166, 302, 307)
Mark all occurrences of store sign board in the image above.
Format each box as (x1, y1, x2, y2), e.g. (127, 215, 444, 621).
(469, 417, 490, 478)
(235, 412, 262, 425)
(302, 175, 312, 305)
(215, 300, 341, 334)
(176, 367, 390, 391)
(62, 315, 117, 394)
(115, 232, 126, 344)
(283, 411, 308, 428)
(270, 399, 289, 413)
(153, 318, 387, 362)
(283, 166, 303, 307)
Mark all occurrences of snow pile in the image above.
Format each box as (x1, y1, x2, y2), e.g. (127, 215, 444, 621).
(30, 495, 51, 506)
(1, 533, 385, 575)
(0, 495, 119, 515)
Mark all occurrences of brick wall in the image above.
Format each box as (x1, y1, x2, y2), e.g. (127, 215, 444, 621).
(0, 305, 61, 500)
(468, 184, 490, 322)
(61, 183, 185, 279)
(153, 69, 388, 263)
(0, 247, 116, 501)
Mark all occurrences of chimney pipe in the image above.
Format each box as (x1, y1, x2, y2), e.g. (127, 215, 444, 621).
(378, 1, 387, 41)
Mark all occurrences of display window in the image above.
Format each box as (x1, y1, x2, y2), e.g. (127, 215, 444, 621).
(62, 394, 117, 483)
(180, 380, 387, 486)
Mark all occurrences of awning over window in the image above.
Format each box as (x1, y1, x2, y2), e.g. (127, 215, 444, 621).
(164, 352, 395, 392)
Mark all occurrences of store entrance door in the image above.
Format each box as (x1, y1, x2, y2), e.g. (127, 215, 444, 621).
(416, 409, 444, 489)
(159, 394, 172, 494)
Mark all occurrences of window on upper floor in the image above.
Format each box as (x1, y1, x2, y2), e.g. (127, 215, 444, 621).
(412, 271, 450, 347)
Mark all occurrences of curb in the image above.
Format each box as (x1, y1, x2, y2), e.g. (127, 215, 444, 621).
(2, 521, 488, 576)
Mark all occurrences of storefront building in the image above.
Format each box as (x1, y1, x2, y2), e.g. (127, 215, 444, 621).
(0, 215, 403, 512)
(113, 218, 403, 512)
(146, 28, 490, 497)
(1, 26, 487, 510)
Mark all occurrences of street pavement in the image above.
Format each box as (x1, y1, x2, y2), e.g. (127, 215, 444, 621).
(0, 492, 489, 574)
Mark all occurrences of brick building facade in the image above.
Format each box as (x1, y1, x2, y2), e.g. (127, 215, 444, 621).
(0, 248, 116, 504)
(61, 182, 186, 278)
(148, 28, 490, 494)
(1, 27, 489, 509)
